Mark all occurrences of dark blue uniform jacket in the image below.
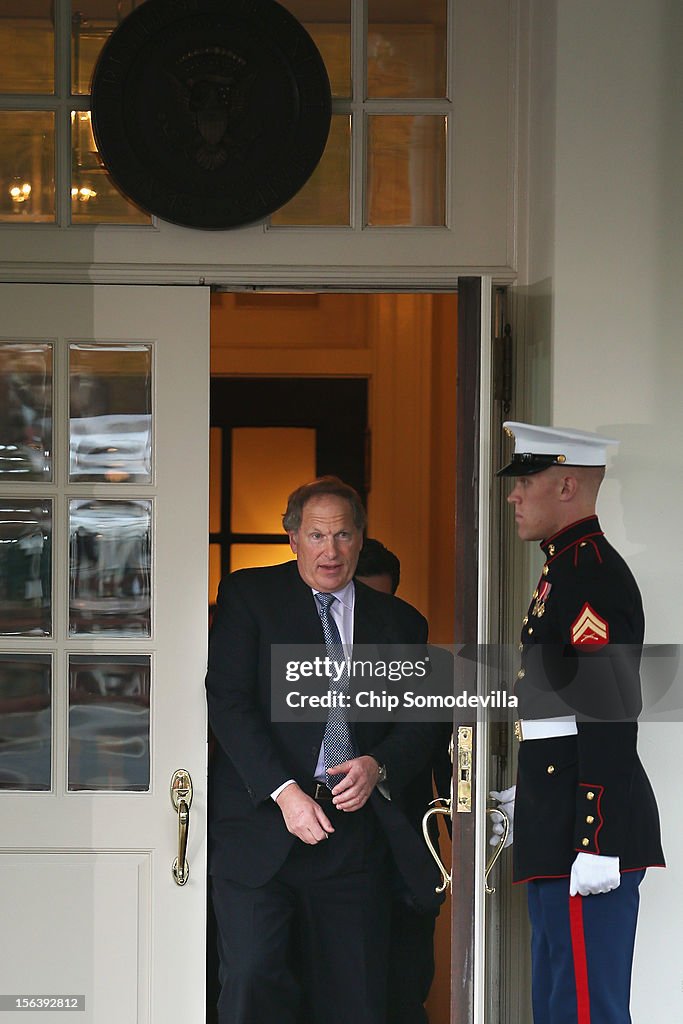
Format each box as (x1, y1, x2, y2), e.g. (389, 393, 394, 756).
(513, 516, 665, 883)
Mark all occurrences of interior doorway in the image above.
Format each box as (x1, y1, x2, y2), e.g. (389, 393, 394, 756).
(209, 377, 368, 604)
(206, 290, 459, 1024)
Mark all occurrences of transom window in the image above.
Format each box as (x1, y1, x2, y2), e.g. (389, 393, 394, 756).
(0, 0, 451, 228)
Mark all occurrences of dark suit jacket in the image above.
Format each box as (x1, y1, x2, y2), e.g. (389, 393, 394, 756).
(206, 559, 444, 912)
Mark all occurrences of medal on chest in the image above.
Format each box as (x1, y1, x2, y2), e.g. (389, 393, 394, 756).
(532, 579, 552, 618)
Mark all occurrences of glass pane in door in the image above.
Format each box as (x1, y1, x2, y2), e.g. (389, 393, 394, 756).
(231, 427, 316, 534)
(368, 0, 447, 97)
(270, 115, 351, 226)
(68, 655, 150, 792)
(0, 654, 51, 791)
(0, 1, 54, 94)
(69, 499, 152, 637)
(69, 344, 152, 483)
(0, 498, 52, 636)
(367, 115, 446, 226)
(71, 111, 151, 225)
(278, 0, 351, 98)
(0, 342, 52, 481)
(71, 0, 136, 95)
(0, 111, 55, 223)
(230, 544, 294, 572)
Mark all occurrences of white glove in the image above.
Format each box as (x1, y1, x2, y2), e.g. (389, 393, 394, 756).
(569, 852, 621, 896)
(489, 786, 515, 848)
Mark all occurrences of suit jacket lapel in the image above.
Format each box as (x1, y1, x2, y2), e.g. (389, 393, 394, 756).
(281, 559, 326, 643)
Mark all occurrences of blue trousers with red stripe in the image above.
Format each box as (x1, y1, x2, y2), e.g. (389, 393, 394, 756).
(527, 871, 645, 1024)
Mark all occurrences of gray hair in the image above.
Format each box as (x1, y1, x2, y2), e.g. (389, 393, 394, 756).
(282, 476, 367, 533)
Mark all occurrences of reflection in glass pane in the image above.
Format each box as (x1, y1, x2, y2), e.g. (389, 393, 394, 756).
(69, 344, 152, 483)
(69, 499, 152, 637)
(0, 343, 52, 480)
(271, 115, 350, 226)
(71, 111, 151, 225)
(0, 111, 55, 224)
(71, 1, 136, 95)
(368, 0, 447, 98)
(367, 115, 446, 226)
(231, 428, 316, 534)
(0, 654, 51, 791)
(68, 655, 150, 792)
(278, 1, 351, 98)
(0, 2, 54, 94)
(0, 500, 52, 637)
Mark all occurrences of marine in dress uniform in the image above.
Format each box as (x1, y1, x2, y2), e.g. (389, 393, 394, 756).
(492, 422, 664, 1024)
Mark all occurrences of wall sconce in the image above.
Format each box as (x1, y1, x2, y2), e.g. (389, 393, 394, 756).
(71, 186, 98, 202)
(9, 179, 32, 203)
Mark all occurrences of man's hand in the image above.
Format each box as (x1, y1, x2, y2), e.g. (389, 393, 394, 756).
(489, 786, 516, 848)
(569, 852, 621, 896)
(328, 755, 381, 811)
(276, 784, 335, 844)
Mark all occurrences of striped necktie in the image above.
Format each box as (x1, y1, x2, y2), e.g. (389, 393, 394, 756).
(315, 592, 356, 788)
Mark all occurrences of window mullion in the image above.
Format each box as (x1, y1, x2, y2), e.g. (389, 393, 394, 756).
(54, 0, 73, 226)
(363, 99, 452, 115)
(350, 0, 367, 231)
(446, 0, 456, 230)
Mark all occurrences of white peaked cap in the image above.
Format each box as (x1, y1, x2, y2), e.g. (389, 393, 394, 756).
(498, 421, 619, 476)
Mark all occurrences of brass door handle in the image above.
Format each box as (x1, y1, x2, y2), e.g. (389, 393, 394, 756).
(422, 797, 452, 894)
(171, 769, 193, 886)
(421, 730, 455, 894)
(484, 806, 510, 894)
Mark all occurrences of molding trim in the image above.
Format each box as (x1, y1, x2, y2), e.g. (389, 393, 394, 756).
(0, 262, 518, 289)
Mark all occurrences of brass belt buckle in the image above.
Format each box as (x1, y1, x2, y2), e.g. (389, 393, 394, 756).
(513, 719, 522, 743)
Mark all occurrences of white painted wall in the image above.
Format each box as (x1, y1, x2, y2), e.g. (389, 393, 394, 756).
(525, 1, 683, 1018)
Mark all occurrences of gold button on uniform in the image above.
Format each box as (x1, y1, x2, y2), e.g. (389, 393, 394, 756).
(546, 765, 555, 775)
(517, 669, 525, 680)
(528, 627, 534, 635)
(542, 564, 549, 576)
(532, 589, 539, 599)
(582, 838, 590, 847)
(548, 544, 555, 555)
(586, 791, 595, 801)
(586, 815, 595, 824)
(523, 616, 529, 625)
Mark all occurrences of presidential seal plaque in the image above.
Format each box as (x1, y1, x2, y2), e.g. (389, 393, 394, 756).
(90, 0, 332, 229)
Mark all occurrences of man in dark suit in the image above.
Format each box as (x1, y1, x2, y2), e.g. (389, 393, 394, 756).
(355, 538, 451, 1024)
(492, 422, 664, 1024)
(206, 477, 442, 1024)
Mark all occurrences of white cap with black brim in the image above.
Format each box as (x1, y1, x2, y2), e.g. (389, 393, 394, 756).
(497, 421, 619, 477)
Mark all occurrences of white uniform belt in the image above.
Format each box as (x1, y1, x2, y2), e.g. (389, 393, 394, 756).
(514, 715, 578, 742)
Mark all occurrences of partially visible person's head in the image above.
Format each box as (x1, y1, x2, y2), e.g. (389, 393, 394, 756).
(284, 477, 365, 592)
(355, 538, 400, 595)
(498, 422, 615, 542)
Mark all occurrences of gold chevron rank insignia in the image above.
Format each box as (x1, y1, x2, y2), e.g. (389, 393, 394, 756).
(571, 603, 609, 647)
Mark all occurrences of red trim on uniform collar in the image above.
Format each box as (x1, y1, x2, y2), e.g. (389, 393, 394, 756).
(541, 516, 603, 559)
(546, 532, 603, 567)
